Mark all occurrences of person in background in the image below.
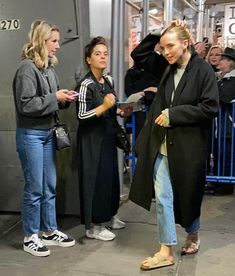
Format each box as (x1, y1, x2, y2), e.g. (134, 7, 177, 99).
(205, 45, 223, 194)
(130, 31, 168, 83)
(129, 20, 219, 270)
(194, 41, 207, 59)
(13, 20, 76, 257)
(211, 47, 235, 195)
(206, 45, 223, 76)
(124, 33, 168, 138)
(195, 33, 221, 61)
(124, 63, 158, 138)
(75, 37, 131, 241)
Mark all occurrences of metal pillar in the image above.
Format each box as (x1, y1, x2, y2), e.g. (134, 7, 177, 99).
(141, 0, 149, 40)
(164, 0, 173, 25)
(111, 0, 125, 192)
(196, 0, 205, 42)
(210, 9, 215, 42)
(204, 7, 210, 38)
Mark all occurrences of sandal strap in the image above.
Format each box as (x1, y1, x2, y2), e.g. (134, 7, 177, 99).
(182, 238, 200, 254)
(143, 253, 173, 267)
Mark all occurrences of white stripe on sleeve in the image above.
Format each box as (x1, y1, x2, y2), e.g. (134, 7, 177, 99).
(77, 79, 97, 120)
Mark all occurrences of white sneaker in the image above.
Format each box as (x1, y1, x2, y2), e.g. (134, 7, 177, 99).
(42, 230, 75, 247)
(110, 216, 126, 230)
(23, 234, 50, 257)
(86, 225, 116, 241)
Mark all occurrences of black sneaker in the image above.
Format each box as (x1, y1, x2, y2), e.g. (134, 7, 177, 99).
(42, 230, 75, 247)
(214, 185, 234, 196)
(23, 234, 50, 257)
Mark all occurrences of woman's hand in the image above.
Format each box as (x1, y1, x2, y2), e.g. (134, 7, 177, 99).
(170, 19, 187, 28)
(95, 93, 116, 117)
(155, 113, 169, 127)
(56, 89, 78, 103)
(162, 19, 187, 34)
(117, 106, 133, 117)
(194, 42, 206, 59)
(102, 93, 116, 109)
(144, 87, 158, 93)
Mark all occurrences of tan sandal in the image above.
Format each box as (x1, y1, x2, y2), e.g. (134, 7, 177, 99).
(181, 233, 200, 255)
(140, 252, 175, 271)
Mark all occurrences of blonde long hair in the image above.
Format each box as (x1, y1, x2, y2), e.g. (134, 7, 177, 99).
(22, 20, 59, 68)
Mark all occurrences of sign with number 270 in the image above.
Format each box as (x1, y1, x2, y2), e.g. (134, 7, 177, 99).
(0, 19, 20, 30)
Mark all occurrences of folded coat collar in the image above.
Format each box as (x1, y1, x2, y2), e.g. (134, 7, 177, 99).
(222, 69, 235, 79)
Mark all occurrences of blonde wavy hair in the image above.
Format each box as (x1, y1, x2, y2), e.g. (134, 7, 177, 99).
(22, 20, 59, 68)
(206, 45, 223, 63)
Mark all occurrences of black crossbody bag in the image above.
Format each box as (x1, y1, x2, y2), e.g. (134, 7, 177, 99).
(43, 69, 71, 151)
(53, 112, 71, 150)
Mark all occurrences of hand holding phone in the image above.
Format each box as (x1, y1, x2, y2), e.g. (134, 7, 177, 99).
(63, 90, 79, 102)
(64, 90, 79, 96)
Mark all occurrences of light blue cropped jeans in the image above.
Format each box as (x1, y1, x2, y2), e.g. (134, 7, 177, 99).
(16, 128, 58, 236)
(153, 153, 200, 245)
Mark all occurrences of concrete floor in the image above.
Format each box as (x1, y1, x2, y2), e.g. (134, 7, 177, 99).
(0, 192, 234, 276)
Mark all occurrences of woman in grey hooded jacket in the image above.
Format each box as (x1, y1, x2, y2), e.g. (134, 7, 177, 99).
(13, 20, 77, 257)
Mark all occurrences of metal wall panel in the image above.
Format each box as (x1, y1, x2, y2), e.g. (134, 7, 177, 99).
(0, 0, 90, 214)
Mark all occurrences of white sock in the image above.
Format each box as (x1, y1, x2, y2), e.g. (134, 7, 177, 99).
(24, 234, 37, 243)
(43, 230, 57, 237)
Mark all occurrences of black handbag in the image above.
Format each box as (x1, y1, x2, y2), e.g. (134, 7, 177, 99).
(53, 113, 71, 151)
(116, 123, 131, 154)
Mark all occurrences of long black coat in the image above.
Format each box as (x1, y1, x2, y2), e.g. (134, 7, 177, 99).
(129, 52, 219, 227)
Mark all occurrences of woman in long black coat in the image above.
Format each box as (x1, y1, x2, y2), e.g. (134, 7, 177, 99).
(76, 37, 126, 241)
(129, 22, 219, 270)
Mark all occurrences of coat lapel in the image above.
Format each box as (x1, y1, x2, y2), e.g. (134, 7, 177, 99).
(165, 71, 175, 107)
(171, 50, 197, 106)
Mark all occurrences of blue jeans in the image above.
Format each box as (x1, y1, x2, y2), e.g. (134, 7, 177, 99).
(153, 154, 200, 245)
(16, 128, 57, 235)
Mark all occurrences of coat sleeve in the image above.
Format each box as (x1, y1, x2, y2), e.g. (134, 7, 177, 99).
(169, 65, 219, 126)
(130, 32, 168, 84)
(131, 33, 161, 63)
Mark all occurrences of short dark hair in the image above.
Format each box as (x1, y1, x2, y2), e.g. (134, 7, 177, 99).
(84, 36, 107, 67)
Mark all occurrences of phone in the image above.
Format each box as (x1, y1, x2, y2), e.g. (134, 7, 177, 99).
(65, 91, 79, 96)
(71, 91, 79, 96)
(203, 37, 209, 44)
(71, 92, 79, 97)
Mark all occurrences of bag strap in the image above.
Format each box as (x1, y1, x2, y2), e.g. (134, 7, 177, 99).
(54, 111, 60, 125)
(42, 68, 59, 125)
(104, 74, 114, 88)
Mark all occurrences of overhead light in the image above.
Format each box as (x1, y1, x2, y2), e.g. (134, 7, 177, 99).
(149, 8, 158, 15)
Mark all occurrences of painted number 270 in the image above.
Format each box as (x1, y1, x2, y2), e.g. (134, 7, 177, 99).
(0, 19, 20, 30)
